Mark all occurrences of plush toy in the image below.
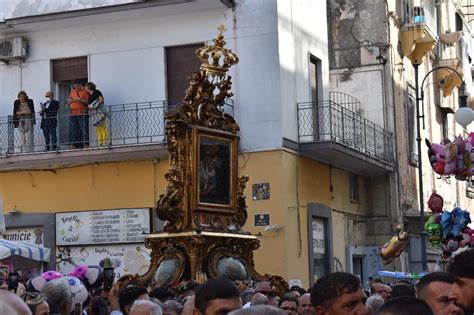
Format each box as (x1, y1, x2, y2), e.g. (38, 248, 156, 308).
(65, 276, 90, 312)
(69, 265, 102, 289)
(26, 270, 63, 292)
(380, 225, 409, 264)
(428, 192, 444, 213)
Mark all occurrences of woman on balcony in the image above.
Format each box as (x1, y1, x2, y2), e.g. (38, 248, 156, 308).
(13, 91, 35, 153)
(86, 82, 109, 147)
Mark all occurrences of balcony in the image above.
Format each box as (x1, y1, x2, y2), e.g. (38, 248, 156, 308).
(297, 96, 394, 176)
(437, 32, 464, 97)
(0, 99, 234, 170)
(399, 0, 438, 64)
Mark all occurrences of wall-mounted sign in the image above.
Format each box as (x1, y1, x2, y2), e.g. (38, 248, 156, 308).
(312, 218, 326, 254)
(252, 183, 270, 200)
(3, 227, 44, 246)
(56, 244, 151, 279)
(254, 213, 270, 226)
(56, 208, 150, 246)
(288, 279, 302, 288)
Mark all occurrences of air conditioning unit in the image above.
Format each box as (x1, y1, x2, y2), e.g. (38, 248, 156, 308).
(12, 37, 27, 60)
(0, 37, 27, 62)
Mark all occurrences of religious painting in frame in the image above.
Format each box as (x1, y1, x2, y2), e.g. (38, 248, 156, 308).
(191, 128, 238, 214)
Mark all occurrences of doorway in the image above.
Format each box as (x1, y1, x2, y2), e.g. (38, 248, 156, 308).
(51, 57, 88, 148)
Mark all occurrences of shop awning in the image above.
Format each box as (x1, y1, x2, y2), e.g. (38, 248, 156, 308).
(0, 240, 50, 262)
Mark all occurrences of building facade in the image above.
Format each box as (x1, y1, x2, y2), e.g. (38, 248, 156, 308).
(328, 0, 474, 273)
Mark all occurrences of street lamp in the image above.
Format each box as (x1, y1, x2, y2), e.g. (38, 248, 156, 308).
(415, 64, 466, 272)
(454, 83, 473, 128)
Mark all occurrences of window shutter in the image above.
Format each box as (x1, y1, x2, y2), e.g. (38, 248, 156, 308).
(52, 56, 88, 82)
(166, 44, 203, 105)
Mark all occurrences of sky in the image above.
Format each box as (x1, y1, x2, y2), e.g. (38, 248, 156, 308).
(0, 0, 142, 21)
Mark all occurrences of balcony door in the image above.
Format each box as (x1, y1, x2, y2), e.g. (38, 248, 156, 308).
(309, 55, 323, 141)
(52, 57, 88, 148)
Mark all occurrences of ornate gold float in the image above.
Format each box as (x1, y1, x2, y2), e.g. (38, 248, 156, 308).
(119, 26, 288, 296)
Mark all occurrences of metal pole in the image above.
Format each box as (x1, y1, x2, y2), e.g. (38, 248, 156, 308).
(414, 63, 428, 272)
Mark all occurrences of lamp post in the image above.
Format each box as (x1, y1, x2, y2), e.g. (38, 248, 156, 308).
(414, 65, 467, 272)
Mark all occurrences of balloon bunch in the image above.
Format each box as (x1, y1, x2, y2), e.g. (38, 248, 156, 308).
(425, 192, 473, 258)
(426, 133, 474, 180)
(26, 265, 103, 312)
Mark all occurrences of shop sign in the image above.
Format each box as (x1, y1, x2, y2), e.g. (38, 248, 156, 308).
(56, 244, 151, 279)
(312, 218, 325, 254)
(2, 227, 44, 246)
(56, 208, 150, 246)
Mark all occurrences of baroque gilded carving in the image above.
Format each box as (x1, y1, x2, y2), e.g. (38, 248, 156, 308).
(125, 27, 289, 294)
(156, 26, 246, 233)
(120, 232, 288, 295)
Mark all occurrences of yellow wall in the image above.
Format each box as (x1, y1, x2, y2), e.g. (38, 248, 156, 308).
(241, 150, 370, 288)
(0, 160, 168, 213)
(0, 149, 370, 288)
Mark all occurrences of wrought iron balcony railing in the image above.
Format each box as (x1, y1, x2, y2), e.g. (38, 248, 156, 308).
(0, 99, 234, 156)
(401, 0, 437, 34)
(297, 101, 394, 165)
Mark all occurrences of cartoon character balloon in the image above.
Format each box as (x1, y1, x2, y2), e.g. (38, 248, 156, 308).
(380, 225, 409, 264)
(66, 276, 90, 311)
(428, 192, 444, 214)
(425, 192, 473, 258)
(69, 265, 102, 289)
(426, 133, 474, 179)
(425, 216, 442, 245)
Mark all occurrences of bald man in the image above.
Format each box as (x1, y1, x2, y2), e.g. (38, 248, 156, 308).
(298, 293, 315, 315)
(371, 283, 391, 301)
(0, 289, 32, 315)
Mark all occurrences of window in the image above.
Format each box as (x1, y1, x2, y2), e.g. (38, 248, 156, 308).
(456, 13, 463, 32)
(352, 257, 363, 280)
(440, 109, 449, 140)
(165, 43, 203, 109)
(407, 90, 419, 165)
(350, 174, 359, 202)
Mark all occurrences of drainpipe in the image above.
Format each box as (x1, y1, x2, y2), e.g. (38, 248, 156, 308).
(436, 1, 442, 63)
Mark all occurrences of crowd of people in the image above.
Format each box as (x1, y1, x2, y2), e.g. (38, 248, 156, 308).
(0, 248, 473, 315)
(12, 81, 109, 152)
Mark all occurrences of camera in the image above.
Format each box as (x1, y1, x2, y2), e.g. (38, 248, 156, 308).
(103, 267, 114, 291)
(8, 272, 19, 292)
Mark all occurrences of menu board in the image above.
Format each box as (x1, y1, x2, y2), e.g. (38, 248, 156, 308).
(56, 208, 150, 246)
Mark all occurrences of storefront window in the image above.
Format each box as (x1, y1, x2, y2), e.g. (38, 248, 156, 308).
(312, 217, 328, 280)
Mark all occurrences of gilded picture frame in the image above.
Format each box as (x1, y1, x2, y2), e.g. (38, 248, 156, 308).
(191, 128, 238, 214)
